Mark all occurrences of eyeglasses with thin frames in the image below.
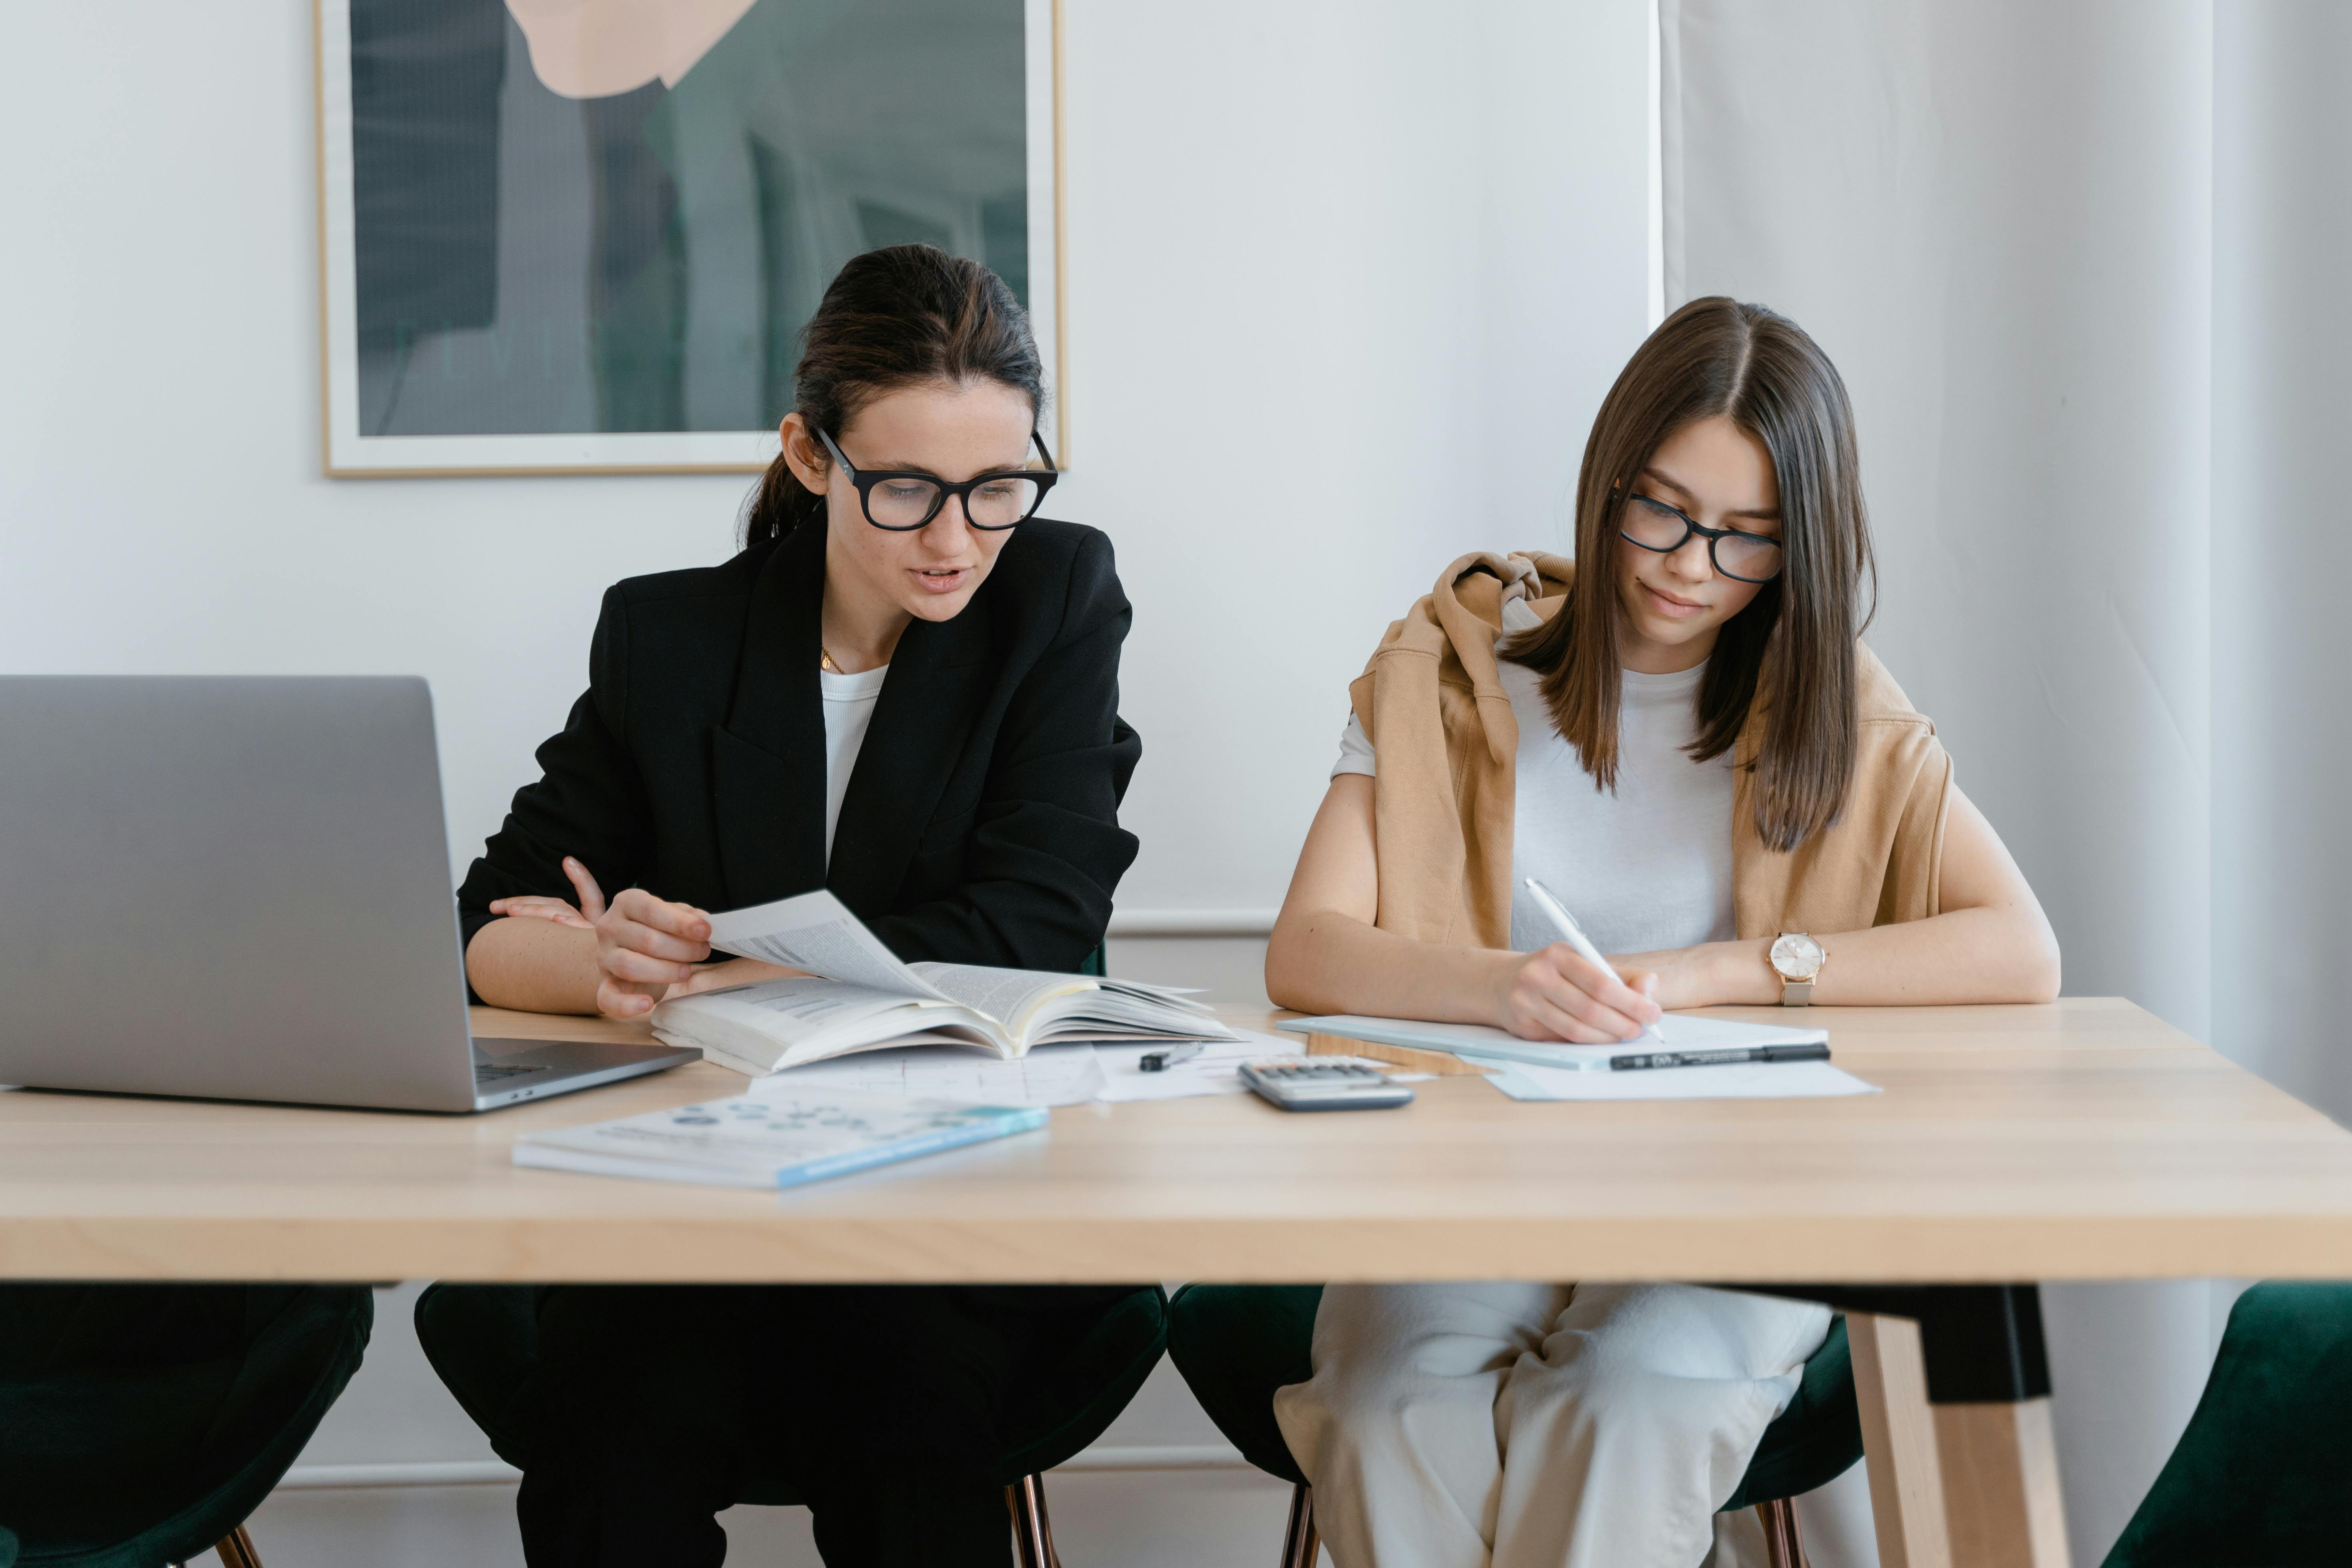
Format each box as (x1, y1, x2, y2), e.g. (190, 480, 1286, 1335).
(1617, 491, 1786, 583)
(815, 427, 1059, 531)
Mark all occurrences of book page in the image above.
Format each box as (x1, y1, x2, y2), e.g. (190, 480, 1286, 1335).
(675, 978, 927, 1043)
(704, 890, 945, 999)
(908, 963, 1093, 1036)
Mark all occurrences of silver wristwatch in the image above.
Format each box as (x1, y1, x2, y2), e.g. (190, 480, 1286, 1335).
(1769, 932, 1827, 1006)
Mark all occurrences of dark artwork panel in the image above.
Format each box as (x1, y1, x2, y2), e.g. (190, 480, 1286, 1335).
(348, 0, 1030, 439)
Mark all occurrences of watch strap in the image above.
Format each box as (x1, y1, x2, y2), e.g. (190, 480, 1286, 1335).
(1780, 978, 1814, 1007)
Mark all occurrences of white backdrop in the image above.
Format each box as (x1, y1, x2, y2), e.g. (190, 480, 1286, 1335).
(0, 0, 1649, 935)
(0, 2, 1647, 1564)
(1664, 1, 2350, 1561)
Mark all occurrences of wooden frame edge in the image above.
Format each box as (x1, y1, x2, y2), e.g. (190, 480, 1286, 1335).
(322, 462, 769, 480)
(313, 2, 1066, 480)
(1051, 0, 1070, 467)
(313, 0, 334, 480)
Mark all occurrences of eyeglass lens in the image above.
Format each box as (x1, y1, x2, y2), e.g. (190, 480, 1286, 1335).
(1621, 494, 1784, 582)
(868, 474, 1043, 530)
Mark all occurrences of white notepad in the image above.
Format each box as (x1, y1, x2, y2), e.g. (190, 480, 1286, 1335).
(1480, 1058, 1879, 1101)
(1281, 1013, 1830, 1072)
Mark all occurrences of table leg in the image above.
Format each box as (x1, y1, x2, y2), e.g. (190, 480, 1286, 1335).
(1848, 1311, 1952, 1568)
(1731, 1284, 2070, 1568)
(1935, 1398, 2068, 1568)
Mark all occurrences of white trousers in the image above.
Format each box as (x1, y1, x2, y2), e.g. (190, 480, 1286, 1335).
(1272, 1282, 1832, 1568)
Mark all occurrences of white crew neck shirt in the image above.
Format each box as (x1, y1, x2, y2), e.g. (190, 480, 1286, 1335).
(1331, 610, 1735, 956)
(819, 663, 889, 863)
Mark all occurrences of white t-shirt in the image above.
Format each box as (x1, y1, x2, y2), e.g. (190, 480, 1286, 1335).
(820, 663, 889, 864)
(1331, 623, 1735, 957)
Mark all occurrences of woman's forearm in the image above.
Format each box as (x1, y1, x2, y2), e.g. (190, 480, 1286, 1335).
(1265, 906, 1514, 1023)
(464, 917, 604, 1015)
(1641, 904, 2062, 1009)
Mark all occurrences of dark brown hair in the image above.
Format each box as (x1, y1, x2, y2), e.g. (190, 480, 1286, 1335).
(740, 245, 1047, 547)
(1503, 296, 1875, 851)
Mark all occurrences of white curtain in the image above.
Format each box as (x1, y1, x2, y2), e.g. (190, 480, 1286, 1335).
(1662, 2, 2350, 1562)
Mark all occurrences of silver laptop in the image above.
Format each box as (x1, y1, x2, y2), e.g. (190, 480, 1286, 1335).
(0, 676, 697, 1112)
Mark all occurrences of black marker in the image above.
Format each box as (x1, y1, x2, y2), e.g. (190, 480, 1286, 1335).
(1609, 1043, 1831, 1072)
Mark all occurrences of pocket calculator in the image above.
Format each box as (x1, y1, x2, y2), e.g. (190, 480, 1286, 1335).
(1239, 1058, 1416, 1113)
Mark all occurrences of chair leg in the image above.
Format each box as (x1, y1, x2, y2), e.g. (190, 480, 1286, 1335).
(212, 1524, 265, 1568)
(1007, 1472, 1063, 1568)
(1281, 1482, 1321, 1568)
(1757, 1496, 1808, 1568)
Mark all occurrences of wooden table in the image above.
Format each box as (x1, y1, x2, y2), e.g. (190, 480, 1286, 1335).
(7, 997, 2350, 1568)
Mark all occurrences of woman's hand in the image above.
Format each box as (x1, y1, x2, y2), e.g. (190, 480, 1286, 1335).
(506, 857, 716, 1019)
(486, 892, 595, 929)
(1489, 942, 1664, 1043)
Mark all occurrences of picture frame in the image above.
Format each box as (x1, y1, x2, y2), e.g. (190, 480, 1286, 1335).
(312, 0, 1067, 477)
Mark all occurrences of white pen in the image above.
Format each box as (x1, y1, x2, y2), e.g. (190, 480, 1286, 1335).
(1521, 877, 1668, 1044)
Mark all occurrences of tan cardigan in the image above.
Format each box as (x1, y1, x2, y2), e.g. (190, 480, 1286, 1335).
(1348, 551, 1952, 949)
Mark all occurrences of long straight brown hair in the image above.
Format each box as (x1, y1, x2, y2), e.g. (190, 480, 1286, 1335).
(1503, 297, 1875, 852)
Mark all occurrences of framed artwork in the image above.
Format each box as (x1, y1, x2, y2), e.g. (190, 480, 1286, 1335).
(314, 0, 1066, 476)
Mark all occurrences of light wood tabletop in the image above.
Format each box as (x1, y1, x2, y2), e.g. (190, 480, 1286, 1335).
(4, 997, 2349, 1285)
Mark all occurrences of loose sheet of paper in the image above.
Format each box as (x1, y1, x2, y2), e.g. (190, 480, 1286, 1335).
(738, 1042, 1109, 1108)
(1479, 1059, 1879, 1101)
(1092, 1032, 1305, 1101)
(727, 1034, 1306, 1108)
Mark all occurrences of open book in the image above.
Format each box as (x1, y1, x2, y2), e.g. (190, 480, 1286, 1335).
(650, 890, 1237, 1077)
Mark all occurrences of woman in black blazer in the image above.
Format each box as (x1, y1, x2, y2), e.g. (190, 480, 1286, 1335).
(456, 247, 1141, 1568)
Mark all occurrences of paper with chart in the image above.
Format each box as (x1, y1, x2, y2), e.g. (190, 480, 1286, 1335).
(515, 1089, 1048, 1188)
(740, 1042, 1111, 1108)
(1092, 1032, 1308, 1101)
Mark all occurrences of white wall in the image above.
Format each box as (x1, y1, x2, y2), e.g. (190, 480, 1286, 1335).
(0, 0, 1649, 931)
(1659, 2, 2346, 1561)
(0, 2, 1648, 1562)
(2210, 0, 2352, 1126)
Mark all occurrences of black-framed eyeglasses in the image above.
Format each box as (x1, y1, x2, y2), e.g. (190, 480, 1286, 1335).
(1618, 491, 1786, 583)
(816, 427, 1059, 531)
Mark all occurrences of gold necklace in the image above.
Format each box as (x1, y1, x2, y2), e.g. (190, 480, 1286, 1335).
(819, 645, 842, 673)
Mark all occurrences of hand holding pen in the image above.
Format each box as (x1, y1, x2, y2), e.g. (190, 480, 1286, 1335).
(1495, 878, 1669, 1045)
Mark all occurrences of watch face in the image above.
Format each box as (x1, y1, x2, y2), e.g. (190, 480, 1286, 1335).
(1771, 933, 1825, 978)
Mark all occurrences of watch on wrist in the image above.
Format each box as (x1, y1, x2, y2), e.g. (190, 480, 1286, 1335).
(1769, 932, 1827, 1006)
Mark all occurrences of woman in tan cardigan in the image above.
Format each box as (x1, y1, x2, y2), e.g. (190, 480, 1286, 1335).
(1265, 299, 2059, 1568)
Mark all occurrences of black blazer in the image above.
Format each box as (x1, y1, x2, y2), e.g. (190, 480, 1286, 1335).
(456, 520, 1141, 973)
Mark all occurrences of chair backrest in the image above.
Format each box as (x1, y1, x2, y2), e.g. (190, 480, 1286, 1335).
(2100, 1281, 2352, 1567)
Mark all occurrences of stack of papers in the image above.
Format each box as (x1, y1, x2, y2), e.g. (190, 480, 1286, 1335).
(732, 1032, 1305, 1109)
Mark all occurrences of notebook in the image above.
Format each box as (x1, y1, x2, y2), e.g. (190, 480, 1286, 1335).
(512, 1089, 1047, 1188)
(651, 889, 1235, 1077)
(1279, 1013, 1831, 1073)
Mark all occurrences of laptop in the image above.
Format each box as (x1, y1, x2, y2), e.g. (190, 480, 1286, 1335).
(0, 676, 698, 1112)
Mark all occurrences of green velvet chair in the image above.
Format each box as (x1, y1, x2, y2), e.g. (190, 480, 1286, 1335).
(414, 1280, 1168, 1568)
(1166, 1283, 1860, 1568)
(0, 1283, 374, 1568)
(2100, 1281, 2352, 1567)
